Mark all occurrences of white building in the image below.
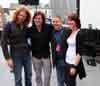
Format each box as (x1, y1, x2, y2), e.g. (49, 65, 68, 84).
(50, 0, 77, 23)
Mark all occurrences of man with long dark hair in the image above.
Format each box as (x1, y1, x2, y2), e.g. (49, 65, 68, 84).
(27, 11, 52, 86)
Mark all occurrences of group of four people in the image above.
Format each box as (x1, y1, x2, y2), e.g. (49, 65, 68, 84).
(1, 6, 86, 86)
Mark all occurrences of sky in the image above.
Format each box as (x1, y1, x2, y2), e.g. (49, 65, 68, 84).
(0, 0, 49, 8)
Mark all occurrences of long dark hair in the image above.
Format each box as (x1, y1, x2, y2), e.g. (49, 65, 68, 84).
(32, 11, 45, 28)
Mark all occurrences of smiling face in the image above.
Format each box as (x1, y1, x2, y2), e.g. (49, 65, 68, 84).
(33, 14, 43, 27)
(52, 16, 62, 31)
(67, 13, 81, 31)
(67, 19, 77, 30)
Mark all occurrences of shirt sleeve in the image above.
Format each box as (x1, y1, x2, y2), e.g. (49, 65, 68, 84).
(1, 22, 11, 60)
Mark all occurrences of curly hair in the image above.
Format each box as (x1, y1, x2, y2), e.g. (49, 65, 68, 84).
(12, 6, 31, 26)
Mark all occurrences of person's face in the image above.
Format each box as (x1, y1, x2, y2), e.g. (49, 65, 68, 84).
(34, 15, 43, 27)
(17, 11, 27, 24)
(52, 17, 62, 31)
(67, 19, 77, 30)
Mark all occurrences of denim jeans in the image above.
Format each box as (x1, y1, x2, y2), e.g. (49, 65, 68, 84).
(56, 60, 66, 86)
(12, 53, 32, 86)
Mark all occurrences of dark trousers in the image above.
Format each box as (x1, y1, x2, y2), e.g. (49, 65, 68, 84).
(12, 53, 32, 86)
(56, 60, 66, 86)
(65, 63, 77, 86)
(87, 46, 96, 66)
(87, 46, 96, 57)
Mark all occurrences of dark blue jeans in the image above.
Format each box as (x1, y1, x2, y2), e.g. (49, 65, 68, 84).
(12, 53, 32, 86)
(56, 60, 66, 86)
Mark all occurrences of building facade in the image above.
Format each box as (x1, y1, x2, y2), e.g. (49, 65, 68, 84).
(50, 0, 77, 23)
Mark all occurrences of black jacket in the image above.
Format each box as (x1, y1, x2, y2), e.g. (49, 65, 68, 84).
(1, 21, 30, 59)
(51, 27, 71, 66)
(27, 24, 53, 58)
(76, 30, 86, 79)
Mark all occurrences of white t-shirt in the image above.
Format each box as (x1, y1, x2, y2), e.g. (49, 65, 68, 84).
(65, 30, 79, 65)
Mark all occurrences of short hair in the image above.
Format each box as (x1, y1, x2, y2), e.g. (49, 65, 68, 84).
(54, 16, 62, 20)
(67, 13, 81, 28)
(12, 6, 31, 26)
